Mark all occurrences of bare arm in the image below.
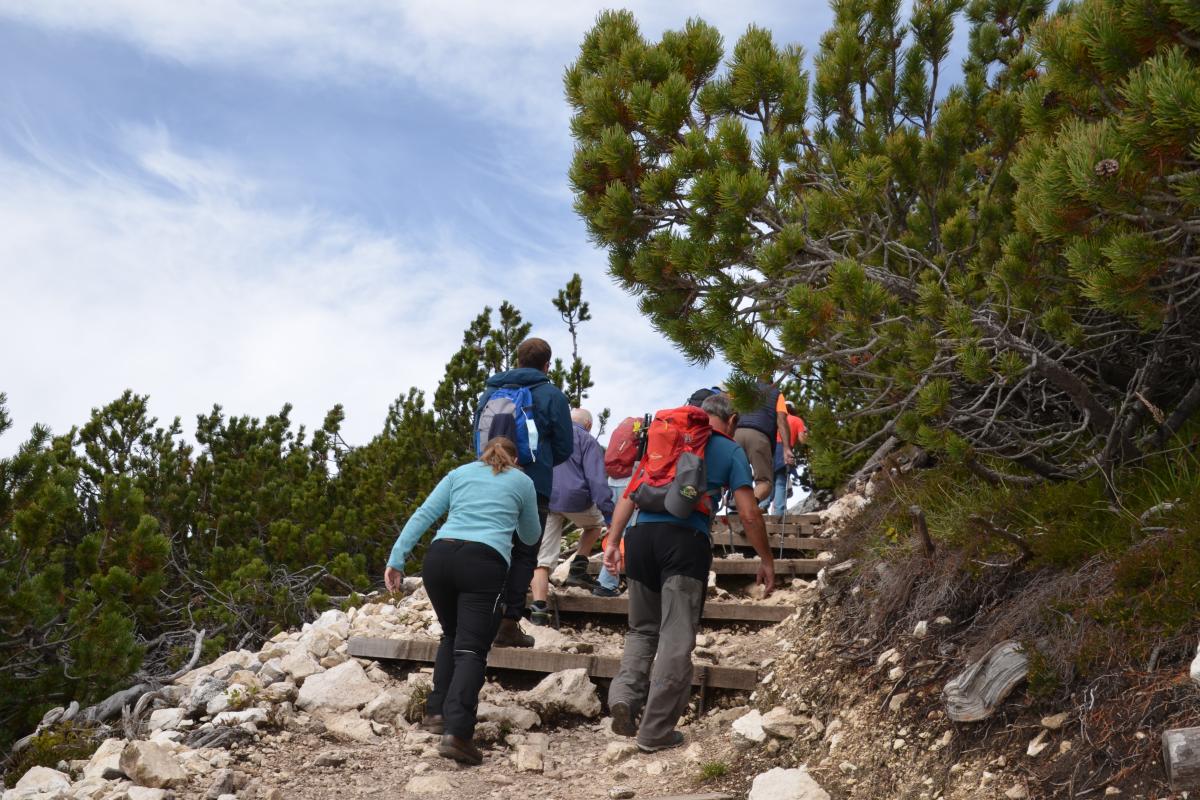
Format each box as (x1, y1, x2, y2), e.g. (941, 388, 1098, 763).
(602, 495, 637, 575)
(733, 485, 775, 595)
(777, 410, 795, 465)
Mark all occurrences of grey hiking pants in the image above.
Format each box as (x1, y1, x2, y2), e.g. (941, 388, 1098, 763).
(608, 522, 709, 745)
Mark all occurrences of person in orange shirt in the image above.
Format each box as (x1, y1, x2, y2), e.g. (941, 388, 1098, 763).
(771, 402, 807, 515)
(732, 377, 792, 504)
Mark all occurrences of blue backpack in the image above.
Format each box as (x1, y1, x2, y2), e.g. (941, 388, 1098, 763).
(475, 382, 544, 465)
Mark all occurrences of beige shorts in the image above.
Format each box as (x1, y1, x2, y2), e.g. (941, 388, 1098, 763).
(733, 427, 773, 488)
(537, 505, 606, 569)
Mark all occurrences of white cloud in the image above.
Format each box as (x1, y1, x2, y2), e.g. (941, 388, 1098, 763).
(0, 129, 726, 455)
(0, 0, 831, 135)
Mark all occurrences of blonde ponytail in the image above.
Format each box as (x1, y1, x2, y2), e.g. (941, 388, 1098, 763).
(480, 437, 519, 474)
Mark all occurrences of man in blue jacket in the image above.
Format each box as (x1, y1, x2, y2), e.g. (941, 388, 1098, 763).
(475, 337, 574, 647)
(529, 407, 615, 625)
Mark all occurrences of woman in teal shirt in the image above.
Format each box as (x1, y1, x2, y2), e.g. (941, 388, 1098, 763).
(384, 437, 541, 765)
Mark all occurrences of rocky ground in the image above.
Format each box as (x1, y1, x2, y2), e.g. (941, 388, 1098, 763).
(7, 479, 1171, 800)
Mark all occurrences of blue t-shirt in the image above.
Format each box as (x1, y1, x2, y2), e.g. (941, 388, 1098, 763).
(634, 434, 753, 535)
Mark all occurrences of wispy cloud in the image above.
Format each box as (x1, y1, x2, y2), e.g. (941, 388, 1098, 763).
(0, 0, 830, 136)
(0, 127, 726, 453)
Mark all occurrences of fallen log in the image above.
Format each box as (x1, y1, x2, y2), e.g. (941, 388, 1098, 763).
(942, 640, 1028, 722)
(1163, 727, 1200, 790)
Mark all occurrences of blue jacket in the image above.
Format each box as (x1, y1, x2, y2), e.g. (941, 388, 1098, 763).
(550, 423, 615, 521)
(387, 461, 541, 569)
(476, 368, 573, 499)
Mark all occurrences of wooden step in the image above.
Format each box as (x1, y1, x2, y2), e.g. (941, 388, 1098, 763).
(348, 637, 758, 690)
(588, 558, 822, 577)
(534, 592, 794, 623)
(712, 513, 822, 536)
(708, 530, 834, 552)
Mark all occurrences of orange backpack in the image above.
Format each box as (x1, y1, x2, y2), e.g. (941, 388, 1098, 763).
(625, 406, 714, 518)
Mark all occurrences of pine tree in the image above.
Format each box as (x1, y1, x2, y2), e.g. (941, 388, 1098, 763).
(547, 274, 612, 431)
(0, 296, 623, 752)
(566, 2, 1198, 485)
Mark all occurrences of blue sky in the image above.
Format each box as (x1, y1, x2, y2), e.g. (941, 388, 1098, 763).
(0, 1, 957, 452)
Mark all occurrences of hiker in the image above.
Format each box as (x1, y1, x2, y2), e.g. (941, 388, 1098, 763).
(685, 386, 722, 407)
(383, 437, 541, 766)
(474, 337, 573, 648)
(597, 412, 652, 598)
(529, 407, 615, 623)
(603, 392, 776, 752)
(733, 376, 793, 504)
(771, 402, 808, 516)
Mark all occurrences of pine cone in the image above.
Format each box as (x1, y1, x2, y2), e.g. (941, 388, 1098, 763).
(1094, 158, 1119, 177)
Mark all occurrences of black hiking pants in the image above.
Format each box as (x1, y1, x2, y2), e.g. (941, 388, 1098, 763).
(422, 538, 509, 739)
(501, 494, 550, 620)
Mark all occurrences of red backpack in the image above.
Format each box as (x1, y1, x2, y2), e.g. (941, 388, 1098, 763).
(625, 406, 715, 518)
(604, 414, 649, 479)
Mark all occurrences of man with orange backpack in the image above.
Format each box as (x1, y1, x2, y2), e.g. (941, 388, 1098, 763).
(603, 392, 775, 752)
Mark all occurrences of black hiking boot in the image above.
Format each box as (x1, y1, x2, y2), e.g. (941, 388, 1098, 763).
(493, 617, 534, 648)
(637, 730, 685, 753)
(591, 582, 624, 598)
(438, 734, 483, 766)
(610, 701, 638, 738)
(562, 555, 598, 589)
(529, 603, 552, 627)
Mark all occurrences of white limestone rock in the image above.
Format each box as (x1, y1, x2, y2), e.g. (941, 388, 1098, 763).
(184, 676, 227, 717)
(748, 767, 831, 800)
(204, 683, 247, 716)
(604, 741, 638, 764)
(520, 669, 601, 719)
(257, 658, 286, 685)
(118, 741, 188, 789)
(477, 702, 540, 731)
(6, 766, 71, 799)
(762, 707, 807, 740)
(513, 733, 549, 772)
(126, 788, 168, 800)
(297, 660, 379, 712)
(311, 609, 351, 639)
(83, 738, 127, 780)
(261, 681, 298, 704)
(147, 708, 185, 733)
(732, 710, 768, 744)
(320, 712, 379, 743)
(212, 708, 268, 727)
(361, 687, 414, 723)
(279, 650, 324, 684)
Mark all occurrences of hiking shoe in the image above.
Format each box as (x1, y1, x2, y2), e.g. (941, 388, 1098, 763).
(438, 734, 483, 766)
(592, 583, 624, 598)
(562, 572, 598, 589)
(493, 618, 534, 648)
(637, 730, 685, 753)
(610, 701, 638, 738)
(529, 606, 552, 627)
(419, 714, 445, 735)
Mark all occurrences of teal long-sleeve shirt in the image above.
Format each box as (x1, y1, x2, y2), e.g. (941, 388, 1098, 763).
(387, 461, 541, 570)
